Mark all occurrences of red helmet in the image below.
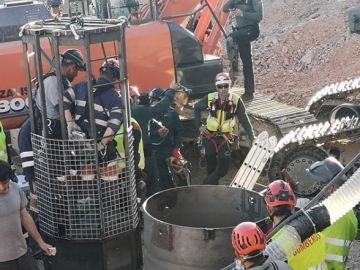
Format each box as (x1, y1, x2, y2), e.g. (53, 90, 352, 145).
(231, 222, 266, 256)
(264, 180, 296, 207)
(215, 72, 231, 86)
(129, 86, 140, 97)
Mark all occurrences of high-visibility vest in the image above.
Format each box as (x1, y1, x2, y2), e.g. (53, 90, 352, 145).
(206, 92, 240, 133)
(323, 210, 358, 269)
(0, 121, 8, 162)
(115, 118, 145, 170)
(288, 232, 327, 270)
(272, 227, 327, 270)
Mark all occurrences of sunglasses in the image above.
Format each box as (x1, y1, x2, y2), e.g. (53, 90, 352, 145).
(217, 84, 229, 89)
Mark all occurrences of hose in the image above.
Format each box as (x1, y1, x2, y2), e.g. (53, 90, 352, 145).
(267, 150, 360, 239)
(266, 166, 360, 261)
(221, 153, 360, 270)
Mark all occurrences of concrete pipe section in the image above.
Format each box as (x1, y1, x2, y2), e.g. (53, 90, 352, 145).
(142, 185, 267, 270)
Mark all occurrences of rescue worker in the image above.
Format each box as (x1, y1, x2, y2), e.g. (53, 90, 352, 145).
(263, 180, 326, 270)
(47, 0, 62, 18)
(131, 83, 189, 196)
(0, 160, 56, 270)
(194, 72, 254, 185)
(231, 222, 291, 270)
(223, 0, 263, 101)
(114, 86, 146, 199)
(304, 157, 358, 269)
(0, 121, 9, 162)
(263, 180, 296, 233)
(35, 48, 85, 139)
(149, 87, 184, 190)
(64, 58, 122, 181)
(18, 119, 36, 209)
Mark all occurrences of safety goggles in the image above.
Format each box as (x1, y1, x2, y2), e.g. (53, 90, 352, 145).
(216, 84, 229, 89)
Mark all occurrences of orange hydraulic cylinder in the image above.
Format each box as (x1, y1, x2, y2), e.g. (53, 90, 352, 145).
(193, 0, 217, 43)
(203, 0, 229, 55)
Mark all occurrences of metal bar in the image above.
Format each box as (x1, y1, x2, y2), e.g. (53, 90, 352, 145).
(40, 48, 56, 69)
(51, 36, 67, 140)
(267, 150, 360, 240)
(22, 42, 35, 133)
(84, 36, 97, 141)
(119, 23, 132, 137)
(33, 35, 49, 137)
(84, 33, 105, 238)
(203, 0, 227, 37)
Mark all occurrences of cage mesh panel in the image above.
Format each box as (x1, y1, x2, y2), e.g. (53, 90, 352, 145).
(32, 133, 138, 240)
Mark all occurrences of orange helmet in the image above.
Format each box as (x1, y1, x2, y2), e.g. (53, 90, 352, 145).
(264, 180, 296, 207)
(232, 222, 266, 256)
(215, 72, 231, 86)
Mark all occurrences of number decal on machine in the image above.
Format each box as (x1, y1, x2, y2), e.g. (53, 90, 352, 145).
(0, 98, 29, 113)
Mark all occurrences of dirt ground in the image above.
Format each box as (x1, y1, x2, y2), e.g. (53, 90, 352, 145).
(230, 0, 360, 108)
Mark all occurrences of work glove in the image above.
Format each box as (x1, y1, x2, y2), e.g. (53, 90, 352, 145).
(67, 120, 81, 139)
(97, 141, 107, 157)
(172, 148, 182, 160)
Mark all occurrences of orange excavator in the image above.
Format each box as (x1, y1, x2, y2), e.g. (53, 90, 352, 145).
(0, 0, 229, 130)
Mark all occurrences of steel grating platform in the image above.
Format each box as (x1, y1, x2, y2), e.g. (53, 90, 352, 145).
(180, 87, 318, 139)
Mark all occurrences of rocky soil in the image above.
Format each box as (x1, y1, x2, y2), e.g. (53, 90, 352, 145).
(232, 0, 360, 108)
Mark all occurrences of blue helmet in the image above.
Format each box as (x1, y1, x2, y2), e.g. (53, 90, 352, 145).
(149, 87, 165, 102)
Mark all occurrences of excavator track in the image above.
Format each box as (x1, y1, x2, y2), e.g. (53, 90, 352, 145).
(238, 90, 318, 137)
(268, 116, 360, 195)
(306, 77, 360, 120)
(181, 78, 360, 196)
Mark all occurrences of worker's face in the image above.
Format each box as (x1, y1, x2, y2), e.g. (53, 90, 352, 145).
(64, 64, 79, 82)
(216, 84, 230, 101)
(51, 6, 61, 17)
(0, 179, 10, 194)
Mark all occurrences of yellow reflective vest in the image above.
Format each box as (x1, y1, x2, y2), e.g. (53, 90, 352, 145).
(206, 92, 240, 133)
(0, 121, 8, 162)
(276, 210, 357, 270)
(323, 210, 357, 270)
(288, 232, 327, 270)
(115, 118, 145, 170)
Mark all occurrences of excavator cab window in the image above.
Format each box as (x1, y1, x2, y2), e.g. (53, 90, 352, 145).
(168, 23, 203, 66)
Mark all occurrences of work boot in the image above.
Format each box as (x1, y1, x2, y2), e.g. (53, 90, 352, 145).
(241, 93, 254, 101)
(100, 161, 118, 181)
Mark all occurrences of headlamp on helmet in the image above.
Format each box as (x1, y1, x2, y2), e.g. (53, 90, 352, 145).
(100, 58, 120, 80)
(61, 49, 86, 71)
(264, 180, 296, 207)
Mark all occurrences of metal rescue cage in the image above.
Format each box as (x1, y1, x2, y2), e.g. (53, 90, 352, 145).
(21, 18, 138, 240)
